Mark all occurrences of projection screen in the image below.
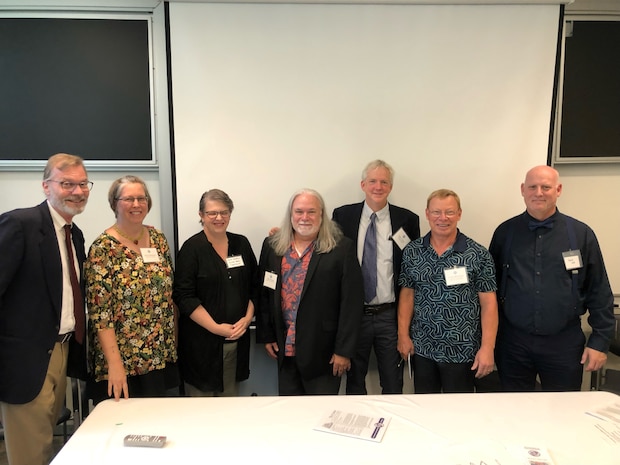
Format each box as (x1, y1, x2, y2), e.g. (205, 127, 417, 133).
(168, 2, 563, 254)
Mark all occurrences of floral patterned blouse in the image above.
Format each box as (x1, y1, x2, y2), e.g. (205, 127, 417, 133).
(85, 226, 177, 382)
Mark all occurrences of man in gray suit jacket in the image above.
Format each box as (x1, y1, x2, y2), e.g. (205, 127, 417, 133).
(0, 153, 90, 465)
(257, 188, 363, 395)
(332, 160, 420, 394)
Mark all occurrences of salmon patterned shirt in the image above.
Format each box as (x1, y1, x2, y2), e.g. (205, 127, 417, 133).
(280, 242, 314, 356)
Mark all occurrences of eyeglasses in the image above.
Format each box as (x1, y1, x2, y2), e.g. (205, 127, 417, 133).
(203, 210, 231, 219)
(428, 210, 459, 218)
(292, 209, 319, 217)
(47, 180, 93, 191)
(117, 196, 149, 205)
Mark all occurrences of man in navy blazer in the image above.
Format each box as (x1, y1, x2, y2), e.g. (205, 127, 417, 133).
(0, 153, 90, 465)
(332, 160, 420, 394)
(257, 189, 364, 395)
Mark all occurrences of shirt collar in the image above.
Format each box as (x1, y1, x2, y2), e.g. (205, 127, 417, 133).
(522, 209, 560, 224)
(46, 200, 71, 232)
(422, 229, 467, 252)
(362, 202, 389, 222)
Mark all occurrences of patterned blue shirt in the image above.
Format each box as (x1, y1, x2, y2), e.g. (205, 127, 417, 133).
(399, 230, 497, 363)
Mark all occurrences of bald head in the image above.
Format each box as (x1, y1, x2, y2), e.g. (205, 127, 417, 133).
(521, 165, 562, 220)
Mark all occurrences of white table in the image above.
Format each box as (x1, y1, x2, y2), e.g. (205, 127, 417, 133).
(51, 391, 620, 465)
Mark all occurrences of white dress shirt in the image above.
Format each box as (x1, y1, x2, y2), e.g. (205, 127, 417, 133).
(358, 202, 394, 305)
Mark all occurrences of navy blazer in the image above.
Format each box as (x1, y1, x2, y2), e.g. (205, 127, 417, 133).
(0, 201, 87, 404)
(332, 202, 420, 305)
(256, 236, 364, 381)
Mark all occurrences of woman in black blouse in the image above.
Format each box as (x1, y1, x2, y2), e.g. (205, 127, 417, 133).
(173, 189, 258, 396)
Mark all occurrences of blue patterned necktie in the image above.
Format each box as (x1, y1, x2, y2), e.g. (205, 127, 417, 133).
(362, 213, 377, 303)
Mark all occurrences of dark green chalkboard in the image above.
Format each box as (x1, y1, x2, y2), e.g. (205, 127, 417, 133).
(559, 21, 620, 159)
(0, 17, 152, 162)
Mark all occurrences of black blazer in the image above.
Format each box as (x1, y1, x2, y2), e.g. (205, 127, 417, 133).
(332, 202, 420, 304)
(0, 201, 87, 404)
(256, 236, 364, 381)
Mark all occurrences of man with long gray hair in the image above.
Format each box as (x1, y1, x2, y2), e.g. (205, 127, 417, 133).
(256, 189, 364, 395)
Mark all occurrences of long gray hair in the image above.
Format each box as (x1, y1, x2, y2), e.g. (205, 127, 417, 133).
(269, 188, 342, 256)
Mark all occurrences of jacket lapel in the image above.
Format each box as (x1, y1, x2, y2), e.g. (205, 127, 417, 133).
(299, 249, 321, 303)
(37, 202, 63, 319)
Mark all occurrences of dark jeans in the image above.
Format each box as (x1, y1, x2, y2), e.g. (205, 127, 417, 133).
(278, 356, 342, 395)
(413, 354, 475, 394)
(346, 307, 403, 395)
(496, 321, 585, 392)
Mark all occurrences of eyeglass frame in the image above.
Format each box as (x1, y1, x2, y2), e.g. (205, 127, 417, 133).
(46, 180, 94, 191)
(116, 196, 149, 204)
(427, 209, 460, 218)
(202, 210, 231, 219)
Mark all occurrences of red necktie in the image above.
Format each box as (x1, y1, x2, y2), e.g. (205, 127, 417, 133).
(64, 225, 85, 344)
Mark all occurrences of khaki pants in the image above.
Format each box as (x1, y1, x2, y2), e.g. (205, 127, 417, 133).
(185, 342, 238, 397)
(0, 341, 69, 465)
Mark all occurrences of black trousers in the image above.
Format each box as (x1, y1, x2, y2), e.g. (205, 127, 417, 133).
(346, 307, 403, 395)
(412, 354, 475, 393)
(278, 356, 342, 395)
(496, 321, 585, 392)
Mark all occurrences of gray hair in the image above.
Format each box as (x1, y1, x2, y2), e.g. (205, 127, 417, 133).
(108, 175, 153, 217)
(269, 188, 342, 256)
(361, 159, 394, 185)
(198, 189, 234, 225)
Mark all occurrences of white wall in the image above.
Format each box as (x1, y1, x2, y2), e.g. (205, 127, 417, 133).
(555, 164, 620, 293)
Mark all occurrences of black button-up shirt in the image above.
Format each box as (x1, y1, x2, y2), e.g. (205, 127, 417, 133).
(489, 210, 614, 352)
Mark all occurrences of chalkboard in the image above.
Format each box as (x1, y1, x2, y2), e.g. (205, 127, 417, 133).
(558, 20, 620, 161)
(0, 16, 153, 165)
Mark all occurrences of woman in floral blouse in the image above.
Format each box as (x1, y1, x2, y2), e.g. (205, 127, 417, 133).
(85, 175, 177, 403)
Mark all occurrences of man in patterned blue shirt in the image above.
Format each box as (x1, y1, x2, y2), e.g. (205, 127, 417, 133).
(397, 189, 498, 393)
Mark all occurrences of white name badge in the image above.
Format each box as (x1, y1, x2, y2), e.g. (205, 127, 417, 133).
(444, 266, 469, 286)
(140, 248, 160, 263)
(392, 227, 412, 250)
(562, 249, 583, 271)
(226, 255, 245, 269)
(263, 271, 278, 290)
